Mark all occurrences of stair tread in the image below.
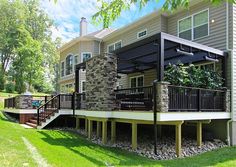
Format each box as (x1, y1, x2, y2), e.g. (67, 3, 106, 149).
(25, 122, 37, 128)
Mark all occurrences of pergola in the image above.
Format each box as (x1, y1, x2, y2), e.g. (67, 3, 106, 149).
(114, 32, 227, 82)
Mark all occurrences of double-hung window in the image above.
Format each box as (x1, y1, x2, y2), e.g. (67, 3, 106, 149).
(80, 80, 86, 93)
(130, 76, 144, 88)
(107, 41, 122, 53)
(178, 9, 209, 40)
(66, 54, 73, 75)
(61, 62, 65, 77)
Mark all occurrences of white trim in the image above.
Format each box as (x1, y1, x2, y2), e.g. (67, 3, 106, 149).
(137, 29, 147, 39)
(177, 8, 209, 41)
(80, 80, 86, 93)
(129, 75, 144, 88)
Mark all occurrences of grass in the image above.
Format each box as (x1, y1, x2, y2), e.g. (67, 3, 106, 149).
(0, 112, 236, 167)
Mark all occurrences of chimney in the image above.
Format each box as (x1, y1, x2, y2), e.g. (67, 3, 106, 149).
(80, 17, 87, 36)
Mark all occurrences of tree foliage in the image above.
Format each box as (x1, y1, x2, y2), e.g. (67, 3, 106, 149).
(93, 0, 236, 28)
(0, 0, 60, 93)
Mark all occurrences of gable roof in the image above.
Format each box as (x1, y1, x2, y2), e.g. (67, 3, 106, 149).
(58, 28, 115, 52)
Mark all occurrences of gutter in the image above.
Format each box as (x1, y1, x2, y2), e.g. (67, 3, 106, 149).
(226, 2, 233, 146)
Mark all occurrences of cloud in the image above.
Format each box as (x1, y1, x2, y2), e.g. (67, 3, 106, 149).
(41, 0, 164, 42)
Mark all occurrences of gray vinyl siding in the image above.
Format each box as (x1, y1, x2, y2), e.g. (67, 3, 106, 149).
(231, 4, 236, 121)
(103, 16, 162, 52)
(167, 2, 227, 51)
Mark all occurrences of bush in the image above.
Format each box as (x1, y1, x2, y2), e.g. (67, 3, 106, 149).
(5, 82, 15, 93)
(164, 63, 224, 89)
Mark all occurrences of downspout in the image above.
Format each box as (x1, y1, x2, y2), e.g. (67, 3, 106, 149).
(226, 2, 233, 146)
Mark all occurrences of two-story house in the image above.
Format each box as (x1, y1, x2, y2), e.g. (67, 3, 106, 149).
(58, 17, 114, 93)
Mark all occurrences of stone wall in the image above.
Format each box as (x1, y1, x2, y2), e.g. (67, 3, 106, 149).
(85, 53, 117, 111)
(15, 95, 33, 109)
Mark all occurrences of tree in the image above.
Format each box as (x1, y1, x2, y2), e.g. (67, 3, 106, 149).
(0, 0, 60, 93)
(92, 0, 236, 28)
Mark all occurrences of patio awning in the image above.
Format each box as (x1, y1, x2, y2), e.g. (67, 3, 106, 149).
(113, 32, 227, 81)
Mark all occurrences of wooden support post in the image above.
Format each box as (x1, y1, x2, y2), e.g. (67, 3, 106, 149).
(132, 122, 137, 149)
(102, 120, 107, 144)
(76, 117, 80, 129)
(85, 118, 88, 134)
(175, 123, 182, 157)
(111, 120, 116, 143)
(97, 121, 101, 137)
(88, 119, 93, 139)
(197, 122, 202, 147)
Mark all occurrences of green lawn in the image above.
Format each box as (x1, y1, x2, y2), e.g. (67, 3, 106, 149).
(0, 112, 236, 167)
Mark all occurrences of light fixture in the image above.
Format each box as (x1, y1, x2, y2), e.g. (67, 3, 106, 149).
(205, 56, 219, 62)
(176, 48, 194, 56)
(211, 19, 215, 23)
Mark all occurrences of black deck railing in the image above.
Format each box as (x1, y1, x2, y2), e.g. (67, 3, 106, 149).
(168, 85, 226, 112)
(115, 86, 153, 111)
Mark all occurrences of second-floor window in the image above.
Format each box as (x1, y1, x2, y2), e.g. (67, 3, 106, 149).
(107, 41, 122, 53)
(61, 62, 65, 77)
(178, 9, 209, 40)
(74, 55, 78, 65)
(66, 54, 73, 75)
(81, 52, 92, 62)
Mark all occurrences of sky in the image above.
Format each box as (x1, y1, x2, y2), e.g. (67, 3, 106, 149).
(41, 0, 165, 43)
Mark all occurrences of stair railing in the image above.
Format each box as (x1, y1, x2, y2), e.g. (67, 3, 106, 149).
(37, 94, 60, 126)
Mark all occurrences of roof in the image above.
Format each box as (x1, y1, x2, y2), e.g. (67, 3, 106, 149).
(58, 28, 115, 53)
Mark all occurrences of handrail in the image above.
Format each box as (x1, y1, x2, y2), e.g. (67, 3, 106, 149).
(114, 86, 153, 92)
(37, 94, 60, 126)
(168, 85, 227, 92)
(37, 94, 60, 110)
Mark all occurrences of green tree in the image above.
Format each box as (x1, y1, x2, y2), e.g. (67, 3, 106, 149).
(92, 0, 236, 28)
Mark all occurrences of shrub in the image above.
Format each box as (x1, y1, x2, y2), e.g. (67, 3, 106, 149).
(5, 82, 15, 93)
(164, 63, 224, 89)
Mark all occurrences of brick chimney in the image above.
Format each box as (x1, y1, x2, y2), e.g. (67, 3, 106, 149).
(80, 17, 87, 36)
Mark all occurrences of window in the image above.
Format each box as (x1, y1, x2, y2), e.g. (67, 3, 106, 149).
(81, 52, 92, 62)
(74, 55, 78, 65)
(107, 41, 122, 53)
(137, 29, 147, 39)
(61, 62, 65, 77)
(130, 75, 144, 88)
(80, 80, 86, 93)
(66, 54, 73, 75)
(196, 62, 215, 71)
(178, 9, 209, 40)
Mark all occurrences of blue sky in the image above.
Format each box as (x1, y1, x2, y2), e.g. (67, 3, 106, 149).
(41, 0, 165, 42)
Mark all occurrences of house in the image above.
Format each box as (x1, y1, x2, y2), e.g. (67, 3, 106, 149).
(3, 0, 236, 157)
(58, 17, 115, 93)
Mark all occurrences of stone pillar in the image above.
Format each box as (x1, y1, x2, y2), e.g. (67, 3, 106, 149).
(85, 53, 117, 111)
(156, 82, 169, 112)
(15, 95, 33, 109)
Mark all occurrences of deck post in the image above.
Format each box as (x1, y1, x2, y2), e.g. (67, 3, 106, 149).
(197, 122, 202, 147)
(132, 122, 137, 149)
(88, 119, 93, 139)
(175, 122, 182, 157)
(111, 120, 116, 143)
(97, 121, 101, 137)
(76, 117, 80, 129)
(85, 118, 88, 134)
(102, 120, 107, 144)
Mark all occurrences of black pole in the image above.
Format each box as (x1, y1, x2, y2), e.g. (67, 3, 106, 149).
(72, 92, 75, 116)
(58, 94, 61, 110)
(153, 80, 158, 155)
(37, 108, 40, 126)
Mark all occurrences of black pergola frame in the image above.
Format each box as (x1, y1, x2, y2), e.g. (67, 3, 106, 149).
(114, 32, 227, 83)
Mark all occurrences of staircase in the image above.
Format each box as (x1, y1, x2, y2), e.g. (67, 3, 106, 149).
(25, 109, 59, 128)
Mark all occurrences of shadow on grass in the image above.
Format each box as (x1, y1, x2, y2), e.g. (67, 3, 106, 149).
(38, 130, 236, 167)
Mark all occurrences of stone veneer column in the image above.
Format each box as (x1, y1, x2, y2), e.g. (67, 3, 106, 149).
(85, 53, 117, 111)
(225, 89, 231, 113)
(156, 82, 169, 112)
